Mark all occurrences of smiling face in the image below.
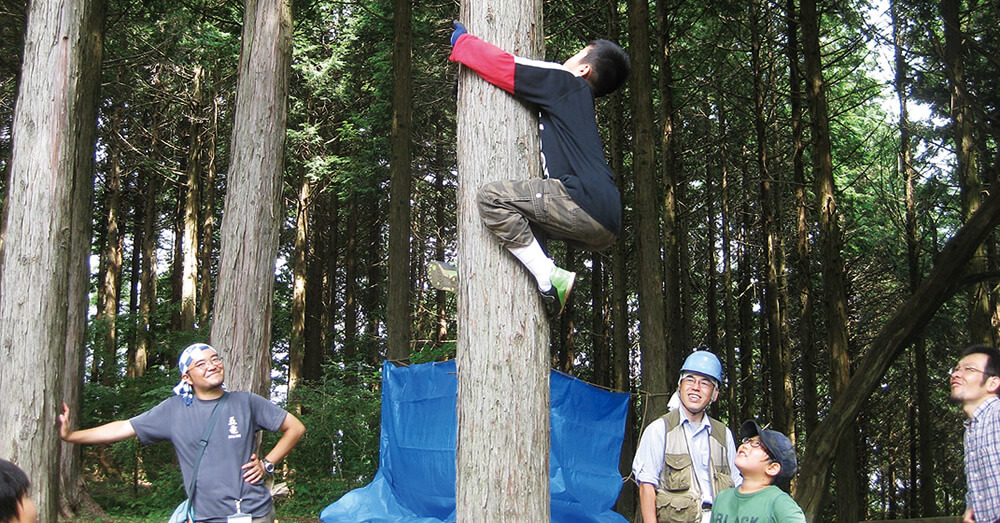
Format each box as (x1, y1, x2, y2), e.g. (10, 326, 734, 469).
(182, 348, 225, 394)
(950, 352, 1000, 410)
(678, 372, 718, 420)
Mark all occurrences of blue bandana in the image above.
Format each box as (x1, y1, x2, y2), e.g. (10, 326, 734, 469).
(172, 343, 220, 405)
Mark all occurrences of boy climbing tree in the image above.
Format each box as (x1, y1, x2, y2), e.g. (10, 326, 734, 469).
(430, 21, 630, 316)
(446, 2, 628, 519)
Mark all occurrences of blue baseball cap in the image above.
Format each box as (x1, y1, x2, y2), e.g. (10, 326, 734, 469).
(740, 420, 798, 483)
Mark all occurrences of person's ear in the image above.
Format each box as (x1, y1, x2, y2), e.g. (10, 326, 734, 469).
(988, 375, 1000, 394)
(765, 461, 782, 479)
(575, 63, 592, 78)
(182, 373, 194, 386)
(711, 387, 719, 403)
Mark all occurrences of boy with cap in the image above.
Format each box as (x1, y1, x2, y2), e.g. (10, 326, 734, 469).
(710, 420, 805, 522)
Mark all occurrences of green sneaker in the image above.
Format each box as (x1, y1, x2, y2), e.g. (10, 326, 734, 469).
(540, 266, 575, 316)
(428, 260, 458, 293)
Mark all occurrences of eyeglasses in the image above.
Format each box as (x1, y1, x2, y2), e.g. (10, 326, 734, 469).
(951, 364, 992, 376)
(681, 375, 716, 390)
(191, 355, 223, 372)
(741, 437, 774, 460)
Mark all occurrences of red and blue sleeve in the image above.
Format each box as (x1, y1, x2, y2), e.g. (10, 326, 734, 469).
(448, 33, 516, 94)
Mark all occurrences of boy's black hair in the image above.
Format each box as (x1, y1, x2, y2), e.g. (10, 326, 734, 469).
(962, 344, 1000, 386)
(0, 459, 30, 523)
(579, 39, 630, 98)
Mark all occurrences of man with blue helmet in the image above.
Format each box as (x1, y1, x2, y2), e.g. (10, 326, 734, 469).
(632, 350, 741, 523)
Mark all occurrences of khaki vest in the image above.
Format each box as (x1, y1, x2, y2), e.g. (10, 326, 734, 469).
(653, 410, 735, 523)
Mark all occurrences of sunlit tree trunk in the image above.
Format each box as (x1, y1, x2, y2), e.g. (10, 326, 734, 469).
(211, 0, 292, 395)
(0, 0, 104, 519)
(131, 121, 160, 378)
(199, 87, 219, 328)
(96, 103, 123, 385)
(387, 0, 413, 362)
(454, 0, 548, 518)
(179, 66, 204, 332)
(289, 175, 309, 390)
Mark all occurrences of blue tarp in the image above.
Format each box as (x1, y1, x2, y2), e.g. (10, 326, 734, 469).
(320, 360, 630, 522)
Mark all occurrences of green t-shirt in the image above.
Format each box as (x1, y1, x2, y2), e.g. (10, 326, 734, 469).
(710, 485, 806, 522)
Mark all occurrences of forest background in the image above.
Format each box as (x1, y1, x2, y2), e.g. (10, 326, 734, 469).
(0, 0, 997, 520)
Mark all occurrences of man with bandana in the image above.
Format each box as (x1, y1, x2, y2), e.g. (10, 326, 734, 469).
(59, 343, 305, 522)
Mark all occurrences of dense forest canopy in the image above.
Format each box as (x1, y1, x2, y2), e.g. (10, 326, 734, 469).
(0, 0, 998, 519)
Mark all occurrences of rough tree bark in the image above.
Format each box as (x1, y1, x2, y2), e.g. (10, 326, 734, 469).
(629, 0, 670, 425)
(454, 0, 549, 519)
(210, 0, 292, 395)
(0, 0, 104, 520)
(801, 0, 858, 517)
(387, 0, 413, 362)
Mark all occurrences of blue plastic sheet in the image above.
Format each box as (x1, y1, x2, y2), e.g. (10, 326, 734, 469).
(320, 360, 629, 522)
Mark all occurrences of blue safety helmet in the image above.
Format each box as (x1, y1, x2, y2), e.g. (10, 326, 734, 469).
(680, 351, 723, 385)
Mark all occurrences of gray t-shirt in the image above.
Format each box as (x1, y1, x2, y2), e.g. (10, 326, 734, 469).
(130, 391, 288, 521)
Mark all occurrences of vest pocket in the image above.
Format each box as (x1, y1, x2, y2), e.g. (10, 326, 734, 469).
(661, 453, 693, 491)
(654, 490, 701, 523)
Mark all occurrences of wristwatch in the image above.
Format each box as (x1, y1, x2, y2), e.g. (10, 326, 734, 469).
(261, 458, 275, 474)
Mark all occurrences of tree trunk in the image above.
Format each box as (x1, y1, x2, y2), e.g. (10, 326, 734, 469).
(179, 66, 204, 333)
(787, 0, 818, 442)
(718, 94, 740, 431)
(303, 193, 327, 380)
(893, 0, 936, 513)
(608, 79, 636, 517)
(344, 195, 358, 360)
(387, 0, 413, 362)
(752, 0, 792, 436)
(795, 183, 1000, 520)
(0, 0, 103, 519)
(738, 159, 754, 424)
(97, 103, 123, 385)
(132, 155, 159, 378)
(199, 88, 219, 328)
(289, 175, 309, 390)
(210, 0, 292, 395)
(657, 0, 684, 375)
(630, 0, 670, 423)
(942, 0, 991, 345)
(801, 0, 858, 518)
(454, 0, 549, 518)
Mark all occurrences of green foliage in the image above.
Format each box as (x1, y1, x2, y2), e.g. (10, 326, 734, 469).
(411, 341, 456, 364)
(79, 368, 188, 518)
(265, 359, 382, 515)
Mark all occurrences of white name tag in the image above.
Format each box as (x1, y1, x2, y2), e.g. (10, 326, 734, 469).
(227, 512, 252, 523)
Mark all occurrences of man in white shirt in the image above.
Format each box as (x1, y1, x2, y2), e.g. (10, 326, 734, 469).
(632, 351, 741, 523)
